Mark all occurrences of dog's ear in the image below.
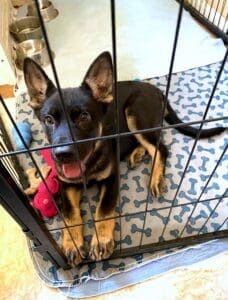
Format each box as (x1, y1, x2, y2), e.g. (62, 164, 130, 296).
(23, 58, 56, 110)
(82, 52, 113, 103)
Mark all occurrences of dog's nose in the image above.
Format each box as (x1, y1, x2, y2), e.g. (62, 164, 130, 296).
(53, 145, 75, 163)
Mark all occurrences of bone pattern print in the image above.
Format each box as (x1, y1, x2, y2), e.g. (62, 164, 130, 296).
(16, 62, 227, 284)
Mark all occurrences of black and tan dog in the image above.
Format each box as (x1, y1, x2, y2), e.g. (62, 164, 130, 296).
(23, 52, 225, 265)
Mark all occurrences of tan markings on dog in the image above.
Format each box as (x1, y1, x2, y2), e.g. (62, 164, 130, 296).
(128, 145, 146, 169)
(94, 122, 103, 151)
(125, 109, 165, 197)
(28, 76, 50, 109)
(62, 187, 85, 266)
(91, 162, 113, 181)
(86, 77, 113, 103)
(24, 58, 53, 109)
(89, 185, 115, 261)
(85, 53, 113, 103)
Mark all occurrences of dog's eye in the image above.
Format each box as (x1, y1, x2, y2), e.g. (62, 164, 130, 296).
(44, 115, 55, 126)
(79, 112, 91, 122)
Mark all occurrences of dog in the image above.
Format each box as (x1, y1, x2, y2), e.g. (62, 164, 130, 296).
(23, 52, 225, 266)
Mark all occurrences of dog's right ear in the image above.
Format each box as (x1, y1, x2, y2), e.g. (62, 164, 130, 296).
(82, 52, 113, 103)
(23, 58, 56, 110)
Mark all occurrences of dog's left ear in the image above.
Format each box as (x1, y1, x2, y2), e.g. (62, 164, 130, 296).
(82, 52, 113, 103)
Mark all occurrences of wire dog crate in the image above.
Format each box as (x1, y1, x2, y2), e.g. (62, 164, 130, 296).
(0, 0, 227, 270)
(181, 0, 228, 44)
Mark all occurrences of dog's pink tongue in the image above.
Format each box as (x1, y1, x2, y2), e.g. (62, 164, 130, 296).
(62, 162, 85, 179)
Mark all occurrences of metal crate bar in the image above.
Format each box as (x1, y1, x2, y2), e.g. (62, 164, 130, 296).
(160, 49, 228, 238)
(179, 144, 227, 237)
(181, 0, 228, 44)
(139, 0, 185, 248)
(110, 0, 123, 254)
(0, 0, 227, 270)
(0, 160, 68, 268)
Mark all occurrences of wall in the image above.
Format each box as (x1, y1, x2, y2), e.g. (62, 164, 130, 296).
(0, 0, 15, 85)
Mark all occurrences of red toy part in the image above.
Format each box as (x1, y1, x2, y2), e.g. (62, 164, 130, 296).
(40, 148, 56, 170)
(32, 149, 59, 218)
(32, 195, 58, 218)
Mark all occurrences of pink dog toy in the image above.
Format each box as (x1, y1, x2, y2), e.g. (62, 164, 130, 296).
(32, 149, 59, 218)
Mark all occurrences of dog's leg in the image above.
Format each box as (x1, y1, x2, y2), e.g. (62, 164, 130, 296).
(136, 136, 165, 197)
(62, 186, 85, 266)
(125, 110, 167, 197)
(89, 175, 117, 261)
(128, 145, 147, 169)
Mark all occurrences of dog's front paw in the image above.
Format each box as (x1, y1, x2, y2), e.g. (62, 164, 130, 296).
(62, 228, 86, 266)
(89, 235, 114, 261)
(128, 145, 146, 169)
(62, 243, 86, 266)
(151, 174, 165, 198)
(89, 219, 115, 261)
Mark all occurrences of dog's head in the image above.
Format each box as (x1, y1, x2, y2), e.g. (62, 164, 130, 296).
(23, 52, 113, 180)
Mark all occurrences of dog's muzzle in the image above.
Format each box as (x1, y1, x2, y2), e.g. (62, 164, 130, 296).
(53, 145, 93, 179)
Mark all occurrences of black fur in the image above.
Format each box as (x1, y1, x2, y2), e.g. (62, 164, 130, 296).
(165, 100, 225, 138)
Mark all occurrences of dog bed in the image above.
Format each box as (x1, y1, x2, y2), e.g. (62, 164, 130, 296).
(15, 62, 227, 297)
